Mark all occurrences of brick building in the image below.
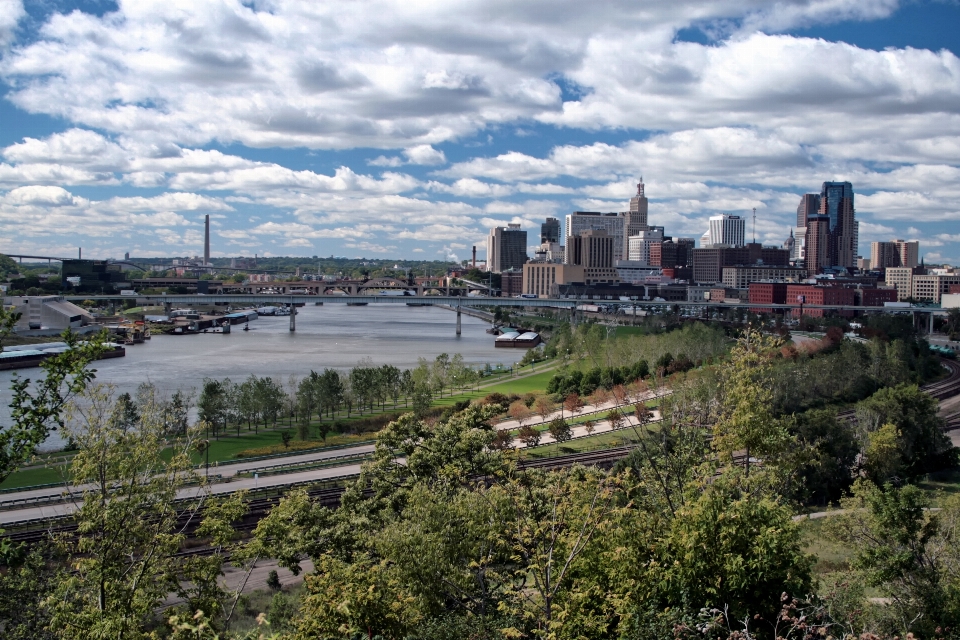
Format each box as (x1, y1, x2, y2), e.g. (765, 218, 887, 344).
(748, 282, 789, 313)
(785, 284, 856, 317)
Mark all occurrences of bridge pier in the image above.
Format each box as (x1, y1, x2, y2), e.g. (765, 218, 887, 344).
(456, 299, 461, 336)
(289, 304, 296, 332)
(164, 302, 171, 315)
(570, 305, 577, 326)
(929, 311, 934, 335)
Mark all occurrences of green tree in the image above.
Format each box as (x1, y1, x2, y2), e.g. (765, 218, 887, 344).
(496, 467, 620, 638)
(44, 385, 243, 639)
(548, 416, 572, 443)
(855, 383, 956, 478)
(197, 378, 228, 440)
(1, 321, 109, 483)
(641, 469, 813, 627)
(828, 481, 960, 637)
(712, 328, 792, 476)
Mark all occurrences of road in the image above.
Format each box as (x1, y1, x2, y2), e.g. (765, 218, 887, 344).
(0, 461, 366, 526)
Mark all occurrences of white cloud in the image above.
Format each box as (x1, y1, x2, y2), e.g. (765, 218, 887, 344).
(0, 0, 957, 259)
(0, 0, 24, 48)
(403, 145, 446, 165)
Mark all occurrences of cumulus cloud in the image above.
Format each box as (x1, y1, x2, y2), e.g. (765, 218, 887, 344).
(0, 0, 957, 260)
(0, 0, 24, 48)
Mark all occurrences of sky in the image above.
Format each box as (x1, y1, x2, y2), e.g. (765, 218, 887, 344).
(0, 0, 958, 263)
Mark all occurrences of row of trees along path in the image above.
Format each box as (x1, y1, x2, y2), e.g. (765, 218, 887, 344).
(194, 353, 563, 441)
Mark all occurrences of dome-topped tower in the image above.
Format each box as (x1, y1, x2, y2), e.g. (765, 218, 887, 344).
(783, 228, 796, 257)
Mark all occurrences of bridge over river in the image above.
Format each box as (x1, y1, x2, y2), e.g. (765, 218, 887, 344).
(59, 293, 947, 334)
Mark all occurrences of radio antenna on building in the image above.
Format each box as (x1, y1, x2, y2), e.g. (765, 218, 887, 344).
(752, 207, 757, 243)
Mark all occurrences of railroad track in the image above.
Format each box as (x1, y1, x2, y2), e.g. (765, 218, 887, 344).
(6, 358, 960, 548)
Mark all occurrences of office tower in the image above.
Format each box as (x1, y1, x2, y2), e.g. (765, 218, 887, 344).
(627, 228, 664, 265)
(820, 181, 856, 268)
(565, 211, 625, 261)
(797, 193, 821, 227)
(487, 224, 528, 274)
(204, 214, 210, 265)
(565, 228, 620, 284)
(660, 238, 695, 269)
(705, 214, 746, 248)
(805, 215, 832, 276)
(567, 229, 615, 268)
(621, 178, 649, 258)
(793, 228, 806, 261)
(540, 217, 561, 244)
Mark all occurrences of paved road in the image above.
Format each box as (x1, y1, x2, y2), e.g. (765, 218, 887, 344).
(0, 405, 661, 526)
(0, 462, 366, 526)
(0, 443, 377, 508)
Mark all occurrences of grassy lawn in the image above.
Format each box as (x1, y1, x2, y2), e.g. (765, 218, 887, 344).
(796, 516, 854, 577)
(483, 369, 556, 395)
(917, 468, 960, 501)
(0, 465, 67, 490)
(522, 429, 643, 459)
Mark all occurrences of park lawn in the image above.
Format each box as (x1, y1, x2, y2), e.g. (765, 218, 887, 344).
(0, 465, 67, 490)
(521, 428, 643, 459)
(482, 369, 556, 395)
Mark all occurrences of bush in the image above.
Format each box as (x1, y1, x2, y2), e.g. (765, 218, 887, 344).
(266, 569, 282, 590)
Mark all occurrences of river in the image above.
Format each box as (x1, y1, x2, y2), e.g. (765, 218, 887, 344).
(0, 304, 521, 448)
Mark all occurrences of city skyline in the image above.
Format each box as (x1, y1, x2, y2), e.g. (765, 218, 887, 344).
(0, 1, 958, 263)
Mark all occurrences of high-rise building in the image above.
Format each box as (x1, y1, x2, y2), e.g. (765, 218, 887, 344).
(627, 228, 664, 265)
(819, 181, 857, 269)
(703, 214, 746, 248)
(871, 241, 900, 270)
(540, 217, 561, 244)
(805, 215, 832, 276)
(791, 228, 806, 261)
(796, 193, 821, 227)
(896, 239, 919, 268)
(660, 238, 695, 269)
(869, 238, 918, 271)
(565, 212, 625, 262)
(621, 178, 649, 257)
(486, 224, 528, 274)
(566, 229, 620, 284)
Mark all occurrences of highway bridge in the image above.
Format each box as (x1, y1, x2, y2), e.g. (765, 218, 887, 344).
(55, 292, 946, 334)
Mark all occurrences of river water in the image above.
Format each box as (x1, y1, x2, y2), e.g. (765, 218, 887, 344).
(0, 304, 520, 448)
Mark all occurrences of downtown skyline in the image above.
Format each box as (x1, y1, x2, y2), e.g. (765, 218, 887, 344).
(0, 0, 959, 263)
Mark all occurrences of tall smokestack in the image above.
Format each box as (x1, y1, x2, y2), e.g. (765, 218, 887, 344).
(204, 215, 210, 264)
(472, 245, 476, 267)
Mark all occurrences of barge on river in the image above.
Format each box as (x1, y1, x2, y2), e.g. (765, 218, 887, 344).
(0, 342, 126, 371)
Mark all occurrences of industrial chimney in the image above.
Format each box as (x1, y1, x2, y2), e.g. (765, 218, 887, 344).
(472, 245, 476, 267)
(204, 214, 210, 265)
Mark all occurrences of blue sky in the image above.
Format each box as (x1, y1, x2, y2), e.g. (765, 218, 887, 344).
(0, 0, 958, 263)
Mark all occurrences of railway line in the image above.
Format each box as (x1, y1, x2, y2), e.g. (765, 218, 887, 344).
(4, 358, 960, 549)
